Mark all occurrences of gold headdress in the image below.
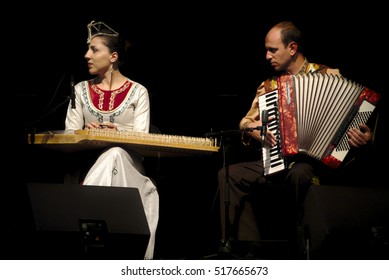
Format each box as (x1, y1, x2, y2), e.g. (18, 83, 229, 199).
(86, 20, 119, 43)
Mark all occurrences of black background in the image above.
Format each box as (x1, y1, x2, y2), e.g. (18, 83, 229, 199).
(8, 2, 388, 259)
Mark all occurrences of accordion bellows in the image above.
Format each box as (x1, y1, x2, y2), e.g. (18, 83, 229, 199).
(259, 72, 380, 175)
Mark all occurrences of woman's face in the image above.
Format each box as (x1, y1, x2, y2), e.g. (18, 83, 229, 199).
(84, 36, 113, 76)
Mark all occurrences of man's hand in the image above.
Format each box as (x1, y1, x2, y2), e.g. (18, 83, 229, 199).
(245, 117, 277, 146)
(347, 124, 372, 148)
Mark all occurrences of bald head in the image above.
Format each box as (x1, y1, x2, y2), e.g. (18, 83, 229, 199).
(268, 21, 303, 51)
(264, 21, 305, 74)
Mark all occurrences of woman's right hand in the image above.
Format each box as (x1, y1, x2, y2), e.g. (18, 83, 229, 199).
(85, 122, 117, 130)
(84, 122, 101, 129)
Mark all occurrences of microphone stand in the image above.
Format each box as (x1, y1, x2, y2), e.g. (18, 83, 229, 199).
(26, 73, 75, 145)
(204, 127, 264, 138)
(204, 126, 263, 259)
(26, 95, 73, 145)
(219, 133, 233, 256)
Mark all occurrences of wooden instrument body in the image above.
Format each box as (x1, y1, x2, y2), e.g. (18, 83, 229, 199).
(28, 129, 220, 157)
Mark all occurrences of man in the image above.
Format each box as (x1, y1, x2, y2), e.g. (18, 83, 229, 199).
(218, 21, 377, 258)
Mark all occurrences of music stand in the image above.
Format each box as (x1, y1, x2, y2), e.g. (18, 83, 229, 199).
(24, 183, 150, 259)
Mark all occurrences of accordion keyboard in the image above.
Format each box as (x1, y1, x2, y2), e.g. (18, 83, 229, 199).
(258, 90, 286, 175)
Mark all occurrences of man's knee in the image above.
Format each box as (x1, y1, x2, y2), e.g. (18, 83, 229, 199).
(287, 163, 314, 187)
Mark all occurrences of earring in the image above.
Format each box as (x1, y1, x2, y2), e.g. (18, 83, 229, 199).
(109, 63, 114, 90)
(109, 63, 114, 77)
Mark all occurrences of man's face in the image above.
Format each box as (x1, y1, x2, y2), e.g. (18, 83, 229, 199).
(264, 27, 292, 72)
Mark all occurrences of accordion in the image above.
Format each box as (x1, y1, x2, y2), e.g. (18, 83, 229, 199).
(258, 73, 381, 175)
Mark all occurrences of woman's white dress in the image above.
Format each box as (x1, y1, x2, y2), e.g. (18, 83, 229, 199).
(64, 78, 159, 259)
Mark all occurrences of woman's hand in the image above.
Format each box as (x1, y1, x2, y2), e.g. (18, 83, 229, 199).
(85, 122, 117, 130)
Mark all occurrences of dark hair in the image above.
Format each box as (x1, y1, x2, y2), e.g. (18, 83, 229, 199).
(97, 28, 127, 67)
(275, 21, 303, 52)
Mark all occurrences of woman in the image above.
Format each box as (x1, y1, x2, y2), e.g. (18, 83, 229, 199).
(64, 20, 159, 260)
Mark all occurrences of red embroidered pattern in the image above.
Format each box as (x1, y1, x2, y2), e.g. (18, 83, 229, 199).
(89, 80, 132, 111)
